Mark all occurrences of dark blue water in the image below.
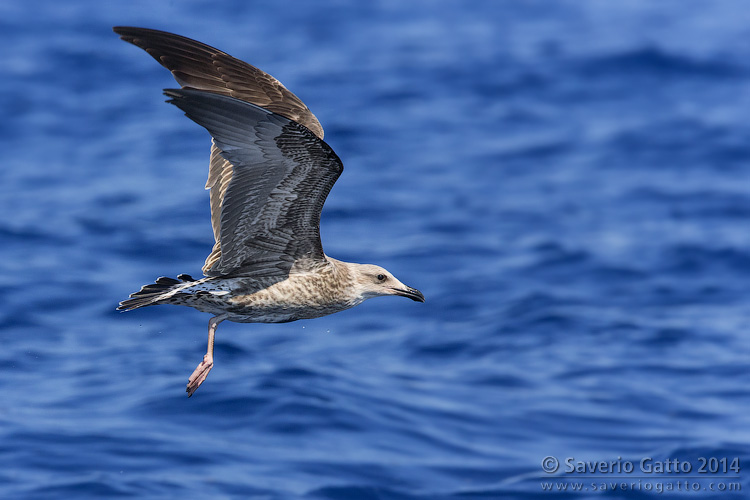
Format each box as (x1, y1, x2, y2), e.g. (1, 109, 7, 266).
(2, 1, 750, 498)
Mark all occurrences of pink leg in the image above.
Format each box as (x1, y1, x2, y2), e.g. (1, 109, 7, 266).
(186, 315, 227, 397)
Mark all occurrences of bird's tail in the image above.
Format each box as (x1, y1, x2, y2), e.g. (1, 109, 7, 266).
(117, 274, 196, 311)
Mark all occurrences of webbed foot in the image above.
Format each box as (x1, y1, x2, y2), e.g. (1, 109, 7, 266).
(186, 353, 213, 397)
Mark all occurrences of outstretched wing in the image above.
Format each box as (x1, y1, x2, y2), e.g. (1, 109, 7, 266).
(164, 88, 343, 277)
(113, 26, 324, 138)
(113, 27, 325, 275)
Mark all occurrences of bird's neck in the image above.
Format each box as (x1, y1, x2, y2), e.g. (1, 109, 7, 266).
(324, 255, 354, 282)
(324, 256, 367, 306)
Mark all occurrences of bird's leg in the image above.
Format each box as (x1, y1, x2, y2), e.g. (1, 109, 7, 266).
(186, 314, 227, 397)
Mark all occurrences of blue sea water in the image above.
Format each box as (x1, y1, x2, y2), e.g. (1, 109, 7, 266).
(2, 1, 750, 498)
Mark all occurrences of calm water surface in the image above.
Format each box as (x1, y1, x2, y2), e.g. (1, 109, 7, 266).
(1, 1, 749, 498)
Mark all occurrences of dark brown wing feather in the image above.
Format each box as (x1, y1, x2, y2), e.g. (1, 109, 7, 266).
(164, 89, 343, 277)
(114, 27, 328, 275)
(112, 26, 324, 138)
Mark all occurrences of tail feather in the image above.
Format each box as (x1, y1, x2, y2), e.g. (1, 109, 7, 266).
(118, 276, 191, 311)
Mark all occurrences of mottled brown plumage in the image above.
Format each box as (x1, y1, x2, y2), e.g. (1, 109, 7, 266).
(114, 27, 424, 396)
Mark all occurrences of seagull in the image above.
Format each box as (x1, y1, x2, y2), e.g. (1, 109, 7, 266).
(113, 27, 424, 396)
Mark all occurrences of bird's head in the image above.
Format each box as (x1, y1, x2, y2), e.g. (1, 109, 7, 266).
(350, 263, 425, 303)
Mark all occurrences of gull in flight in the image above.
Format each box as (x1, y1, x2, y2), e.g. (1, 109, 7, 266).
(114, 27, 424, 396)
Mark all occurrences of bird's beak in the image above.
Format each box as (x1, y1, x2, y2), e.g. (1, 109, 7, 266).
(391, 286, 425, 303)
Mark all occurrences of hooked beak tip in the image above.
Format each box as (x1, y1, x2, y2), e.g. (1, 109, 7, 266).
(392, 286, 425, 303)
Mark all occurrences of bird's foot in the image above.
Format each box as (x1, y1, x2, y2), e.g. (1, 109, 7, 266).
(186, 354, 213, 397)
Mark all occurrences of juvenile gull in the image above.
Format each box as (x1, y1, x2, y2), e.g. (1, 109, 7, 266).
(114, 27, 424, 396)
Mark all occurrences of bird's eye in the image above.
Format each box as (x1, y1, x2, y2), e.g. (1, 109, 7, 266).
(377, 274, 386, 281)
